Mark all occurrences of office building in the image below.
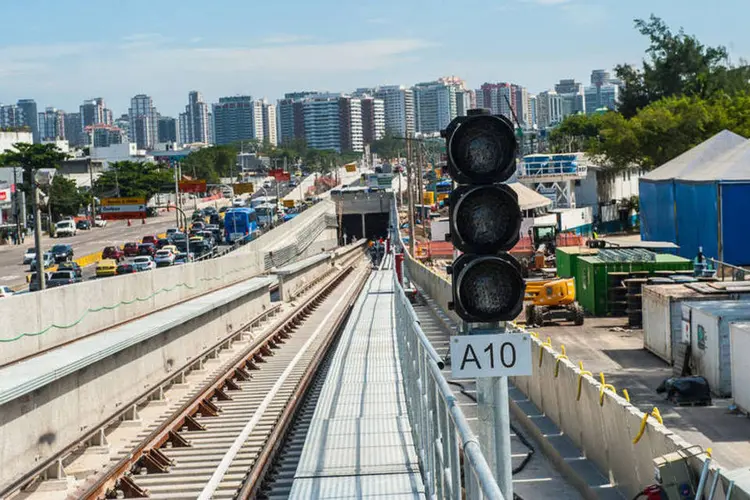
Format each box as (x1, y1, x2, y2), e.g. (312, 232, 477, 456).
(536, 91, 564, 129)
(413, 80, 457, 134)
(515, 86, 531, 128)
(85, 124, 125, 148)
(114, 114, 130, 140)
(529, 95, 538, 129)
(261, 100, 277, 146)
(63, 112, 83, 146)
(182, 91, 210, 144)
(303, 95, 363, 153)
(455, 89, 475, 116)
(476, 83, 516, 122)
(277, 91, 318, 144)
(374, 85, 415, 137)
(0, 104, 25, 129)
(158, 116, 178, 144)
(555, 79, 584, 95)
(38, 107, 65, 141)
(16, 99, 39, 142)
(360, 97, 385, 145)
(212, 95, 255, 146)
(128, 94, 158, 150)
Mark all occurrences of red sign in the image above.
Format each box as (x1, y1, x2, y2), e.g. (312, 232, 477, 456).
(274, 172, 291, 182)
(269, 168, 284, 177)
(179, 180, 207, 193)
(100, 212, 147, 220)
(0, 191, 7, 202)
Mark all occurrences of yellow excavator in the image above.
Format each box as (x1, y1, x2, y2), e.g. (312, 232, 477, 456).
(524, 277, 584, 326)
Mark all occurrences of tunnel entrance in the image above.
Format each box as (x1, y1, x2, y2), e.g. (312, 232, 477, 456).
(339, 212, 390, 244)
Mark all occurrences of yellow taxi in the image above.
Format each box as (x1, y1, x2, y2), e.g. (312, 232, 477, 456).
(96, 259, 118, 277)
(162, 245, 178, 254)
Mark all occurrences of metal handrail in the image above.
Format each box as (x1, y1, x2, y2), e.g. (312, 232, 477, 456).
(390, 198, 504, 499)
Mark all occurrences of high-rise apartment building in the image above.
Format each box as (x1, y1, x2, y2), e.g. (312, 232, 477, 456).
(455, 89, 475, 116)
(63, 112, 83, 146)
(529, 95, 538, 129)
(85, 124, 125, 148)
(38, 107, 65, 141)
(182, 91, 210, 144)
(158, 116, 178, 144)
(114, 114, 130, 140)
(413, 81, 457, 134)
(360, 97, 385, 145)
(0, 104, 25, 129)
(128, 94, 158, 150)
(261, 100, 277, 146)
(536, 91, 564, 129)
(515, 86, 532, 129)
(277, 91, 318, 144)
(80, 98, 111, 129)
(212, 95, 255, 146)
(374, 85, 415, 137)
(302, 95, 363, 153)
(476, 83, 517, 122)
(16, 99, 39, 142)
(585, 70, 619, 113)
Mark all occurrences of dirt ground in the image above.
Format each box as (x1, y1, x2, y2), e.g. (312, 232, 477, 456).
(527, 315, 750, 471)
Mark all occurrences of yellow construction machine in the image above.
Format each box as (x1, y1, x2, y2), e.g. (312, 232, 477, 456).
(524, 277, 584, 326)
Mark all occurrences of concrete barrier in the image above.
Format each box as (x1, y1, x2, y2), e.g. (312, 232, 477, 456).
(401, 247, 750, 499)
(274, 254, 334, 302)
(0, 277, 272, 491)
(0, 201, 337, 367)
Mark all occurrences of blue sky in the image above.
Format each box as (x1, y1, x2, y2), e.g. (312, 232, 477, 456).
(1, 0, 748, 116)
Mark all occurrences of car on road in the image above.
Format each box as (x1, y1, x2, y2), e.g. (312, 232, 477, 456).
(28, 272, 51, 292)
(94, 215, 107, 227)
(199, 231, 216, 247)
(154, 249, 176, 267)
(132, 256, 156, 272)
(191, 221, 205, 231)
(96, 259, 118, 277)
(192, 240, 213, 259)
(141, 235, 158, 245)
(30, 252, 54, 271)
(204, 207, 218, 216)
(161, 244, 178, 254)
(0, 286, 15, 298)
(54, 220, 77, 237)
(76, 219, 92, 230)
(166, 228, 180, 237)
(57, 261, 83, 278)
(263, 180, 273, 189)
(232, 197, 245, 208)
(51, 244, 74, 262)
(116, 263, 137, 275)
(205, 224, 222, 242)
(23, 247, 36, 265)
(102, 246, 125, 261)
(47, 270, 82, 288)
(288, 179, 298, 187)
(173, 252, 192, 265)
(155, 238, 171, 249)
(171, 232, 187, 243)
(123, 242, 139, 257)
(137, 243, 156, 256)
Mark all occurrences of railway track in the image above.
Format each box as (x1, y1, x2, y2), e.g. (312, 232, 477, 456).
(65, 261, 369, 500)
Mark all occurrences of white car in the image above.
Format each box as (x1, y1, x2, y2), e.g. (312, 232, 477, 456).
(0, 286, 15, 298)
(132, 256, 156, 272)
(23, 247, 36, 265)
(232, 197, 245, 207)
(94, 215, 107, 228)
(55, 220, 77, 237)
(154, 250, 176, 267)
(30, 252, 55, 270)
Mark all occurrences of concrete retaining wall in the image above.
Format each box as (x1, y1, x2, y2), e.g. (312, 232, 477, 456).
(0, 279, 271, 491)
(0, 201, 337, 367)
(275, 254, 334, 302)
(401, 245, 750, 499)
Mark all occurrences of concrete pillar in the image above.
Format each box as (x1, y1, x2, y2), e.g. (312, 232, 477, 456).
(361, 213, 366, 240)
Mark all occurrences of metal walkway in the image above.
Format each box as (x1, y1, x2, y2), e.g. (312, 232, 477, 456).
(288, 270, 426, 499)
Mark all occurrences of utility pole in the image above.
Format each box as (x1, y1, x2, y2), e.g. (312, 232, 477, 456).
(12, 166, 21, 243)
(417, 143, 425, 236)
(405, 136, 415, 256)
(173, 161, 181, 228)
(32, 174, 45, 290)
(88, 159, 96, 221)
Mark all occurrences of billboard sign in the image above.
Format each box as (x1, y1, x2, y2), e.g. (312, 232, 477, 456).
(179, 180, 207, 193)
(100, 197, 147, 220)
(233, 183, 254, 195)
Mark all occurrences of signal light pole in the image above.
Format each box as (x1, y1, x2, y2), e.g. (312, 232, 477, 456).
(442, 109, 530, 498)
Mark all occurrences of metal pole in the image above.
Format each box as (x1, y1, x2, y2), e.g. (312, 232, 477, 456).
(173, 162, 180, 228)
(417, 143, 425, 234)
(12, 166, 21, 243)
(473, 321, 513, 499)
(32, 174, 45, 290)
(89, 159, 96, 221)
(406, 137, 415, 256)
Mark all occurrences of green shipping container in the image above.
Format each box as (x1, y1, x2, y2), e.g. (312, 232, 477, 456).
(555, 246, 598, 279)
(575, 253, 693, 316)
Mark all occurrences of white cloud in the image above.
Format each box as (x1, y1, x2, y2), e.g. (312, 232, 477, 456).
(0, 37, 436, 112)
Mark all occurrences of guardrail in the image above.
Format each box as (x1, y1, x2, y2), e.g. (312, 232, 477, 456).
(393, 270, 504, 499)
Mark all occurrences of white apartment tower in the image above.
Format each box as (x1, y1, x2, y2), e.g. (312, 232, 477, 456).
(413, 81, 457, 134)
(128, 94, 158, 150)
(375, 85, 415, 137)
(182, 91, 210, 144)
(261, 100, 278, 146)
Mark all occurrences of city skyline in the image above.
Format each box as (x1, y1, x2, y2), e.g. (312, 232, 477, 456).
(1, 1, 748, 114)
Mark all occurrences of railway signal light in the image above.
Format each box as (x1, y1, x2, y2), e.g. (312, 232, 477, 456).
(442, 109, 525, 322)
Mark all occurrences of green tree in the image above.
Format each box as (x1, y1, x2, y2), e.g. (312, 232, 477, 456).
(616, 15, 750, 117)
(93, 161, 173, 203)
(0, 143, 69, 211)
(47, 175, 84, 219)
(371, 132, 406, 160)
(180, 145, 238, 183)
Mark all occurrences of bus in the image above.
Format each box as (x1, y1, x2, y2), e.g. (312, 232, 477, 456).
(255, 202, 278, 228)
(223, 207, 259, 244)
